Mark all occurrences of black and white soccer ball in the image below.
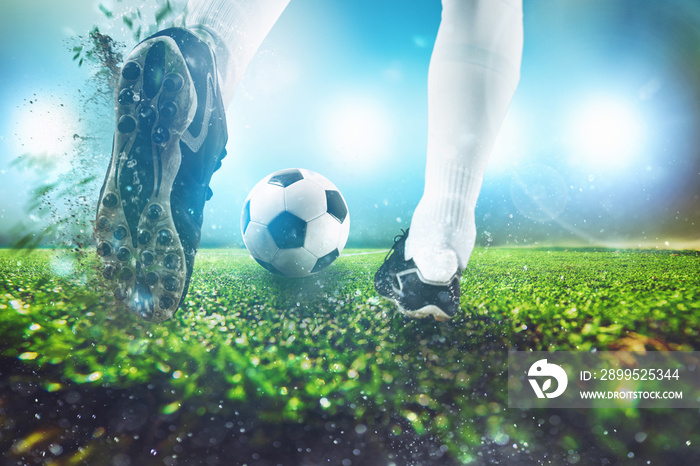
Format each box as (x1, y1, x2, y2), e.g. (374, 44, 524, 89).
(241, 168, 350, 277)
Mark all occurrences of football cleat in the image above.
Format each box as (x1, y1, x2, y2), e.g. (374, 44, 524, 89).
(374, 229, 461, 321)
(95, 27, 228, 322)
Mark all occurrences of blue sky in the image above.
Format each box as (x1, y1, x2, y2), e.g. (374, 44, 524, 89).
(1, 0, 699, 248)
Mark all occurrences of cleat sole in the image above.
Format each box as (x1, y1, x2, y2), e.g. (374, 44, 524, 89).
(96, 35, 197, 322)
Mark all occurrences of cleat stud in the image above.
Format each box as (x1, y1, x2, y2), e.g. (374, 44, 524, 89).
(117, 115, 136, 133)
(157, 229, 173, 245)
(119, 267, 134, 281)
(159, 295, 174, 309)
(152, 126, 170, 144)
(141, 250, 155, 266)
(121, 62, 141, 80)
(113, 226, 128, 241)
(96, 242, 112, 257)
(163, 254, 179, 270)
(138, 230, 152, 245)
(118, 88, 135, 106)
(116, 247, 131, 262)
(160, 102, 177, 118)
(102, 193, 118, 208)
(138, 107, 156, 127)
(163, 275, 179, 292)
(102, 265, 117, 280)
(147, 204, 163, 220)
(163, 73, 183, 92)
(145, 271, 159, 286)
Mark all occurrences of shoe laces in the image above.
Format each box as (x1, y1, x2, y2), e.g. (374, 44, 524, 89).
(384, 228, 409, 262)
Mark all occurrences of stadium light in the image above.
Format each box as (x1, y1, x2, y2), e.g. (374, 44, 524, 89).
(324, 98, 393, 164)
(568, 98, 643, 169)
(13, 98, 75, 157)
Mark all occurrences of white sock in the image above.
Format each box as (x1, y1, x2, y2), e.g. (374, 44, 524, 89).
(405, 0, 523, 283)
(181, 0, 290, 106)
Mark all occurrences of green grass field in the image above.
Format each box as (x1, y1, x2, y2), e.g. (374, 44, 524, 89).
(1, 247, 699, 465)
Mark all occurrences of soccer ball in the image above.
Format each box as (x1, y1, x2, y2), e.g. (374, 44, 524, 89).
(241, 168, 350, 277)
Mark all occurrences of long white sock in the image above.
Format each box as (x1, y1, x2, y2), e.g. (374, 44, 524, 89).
(405, 0, 523, 283)
(181, 0, 290, 106)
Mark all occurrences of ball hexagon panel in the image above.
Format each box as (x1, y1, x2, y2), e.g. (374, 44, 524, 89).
(298, 168, 335, 191)
(284, 179, 327, 222)
(304, 213, 341, 258)
(268, 211, 307, 249)
(272, 248, 317, 277)
(243, 222, 279, 263)
(248, 182, 285, 225)
(254, 258, 282, 275)
(338, 212, 350, 251)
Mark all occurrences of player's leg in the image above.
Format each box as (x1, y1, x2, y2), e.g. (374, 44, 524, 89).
(375, 0, 523, 320)
(95, 0, 289, 321)
(180, 0, 291, 107)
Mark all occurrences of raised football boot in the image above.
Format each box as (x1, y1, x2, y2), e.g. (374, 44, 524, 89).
(95, 27, 228, 322)
(374, 229, 461, 321)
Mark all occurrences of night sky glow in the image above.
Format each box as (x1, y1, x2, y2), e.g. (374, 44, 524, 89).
(0, 0, 699, 248)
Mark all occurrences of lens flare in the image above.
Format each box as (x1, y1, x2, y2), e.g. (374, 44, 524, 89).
(568, 98, 644, 169)
(13, 98, 76, 157)
(323, 98, 393, 165)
